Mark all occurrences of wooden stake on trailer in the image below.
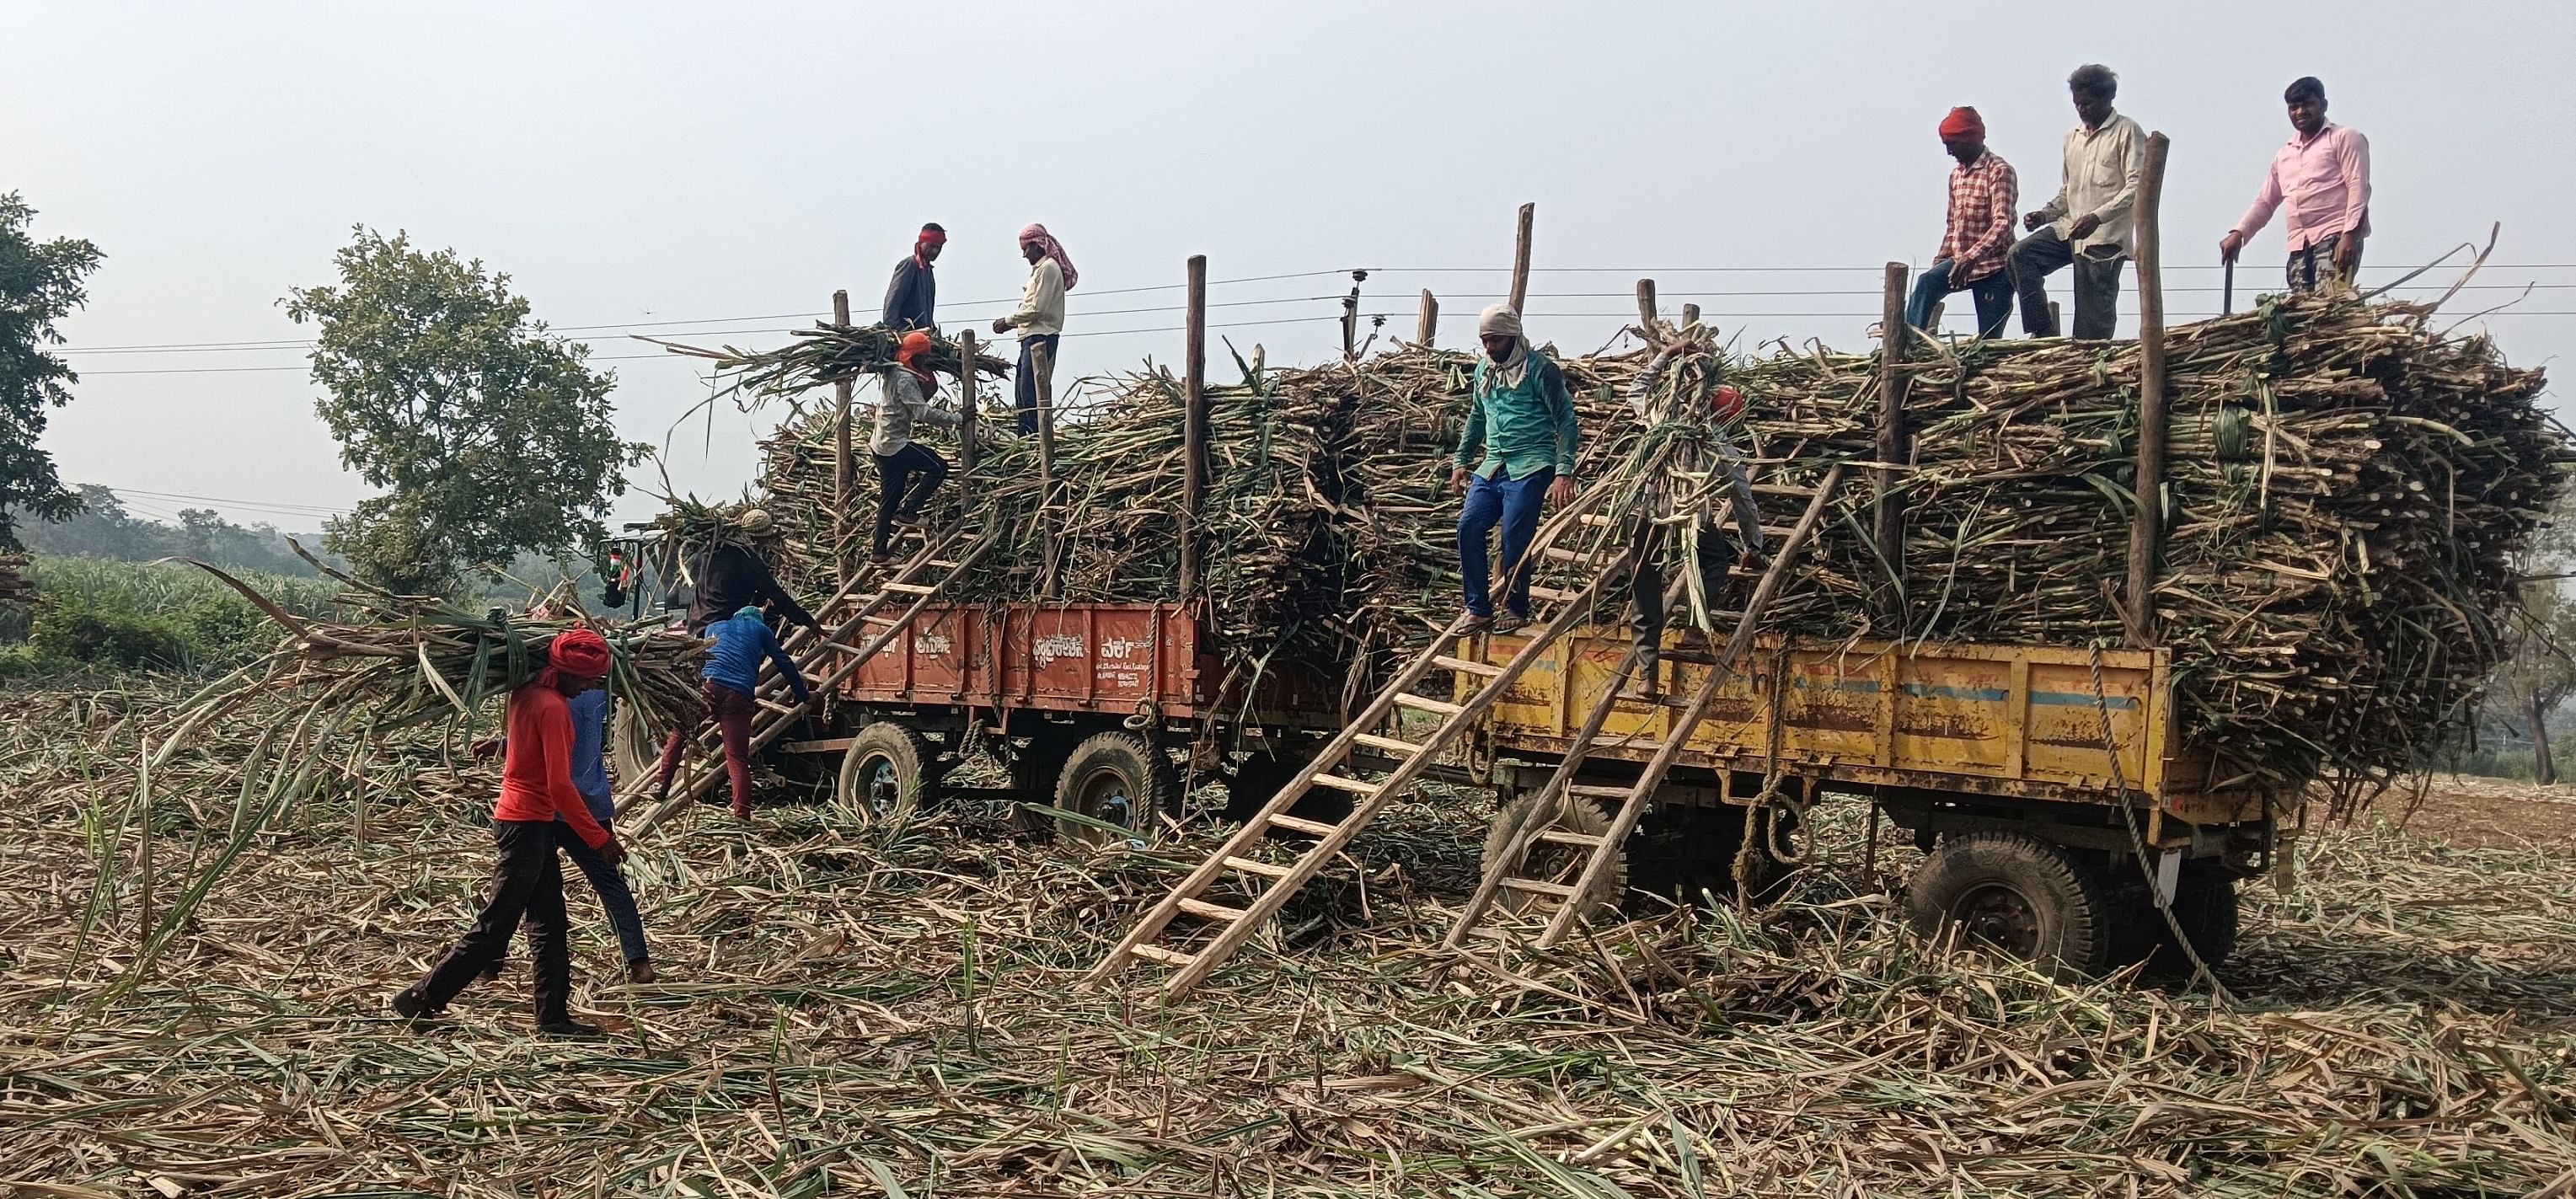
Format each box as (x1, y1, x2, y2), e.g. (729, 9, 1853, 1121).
(1635, 278, 1658, 330)
(1180, 254, 1208, 602)
(957, 329, 980, 476)
(2126, 131, 2174, 648)
(1034, 339, 1061, 599)
(1510, 202, 1534, 314)
(832, 288, 854, 575)
(1874, 263, 1909, 608)
(1681, 302, 1700, 328)
(1417, 290, 1438, 345)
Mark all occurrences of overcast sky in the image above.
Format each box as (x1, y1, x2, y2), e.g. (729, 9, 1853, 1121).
(8, 0, 2571, 533)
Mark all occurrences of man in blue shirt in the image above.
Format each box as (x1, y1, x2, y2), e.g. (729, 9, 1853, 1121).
(1449, 304, 1578, 633)
(655, 605, 814, 819)
(881, 223, 943, 329)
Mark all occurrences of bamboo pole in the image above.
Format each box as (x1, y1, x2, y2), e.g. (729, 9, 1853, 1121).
(2126, 131, 2174, 648)
(957, 329, 980, 476)
(1874, 263, 1909, 602)
(1510, 202, 1534, 313)
(1417, 290, 1438, 345)
(1181, 254, 1208, 602)
(832, 288, 854, 575)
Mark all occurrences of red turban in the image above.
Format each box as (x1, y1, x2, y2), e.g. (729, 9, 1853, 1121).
(1710, 384, 1746, 424)
(917, 224, 946, 247)
(549, 627, 613, 680)
(1939, 106, 1985, 142)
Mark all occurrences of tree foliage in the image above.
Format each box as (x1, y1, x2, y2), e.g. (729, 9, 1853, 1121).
(285, 228, 638, 596)
(2480, 486, 2576, 779)
(0, 193, 104, 550)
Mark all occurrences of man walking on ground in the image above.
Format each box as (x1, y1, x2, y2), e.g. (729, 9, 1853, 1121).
(475, 681, 656, 986)
(993, 223, 1074, 436)
(683, 508, 818, 636)
(870, 330, 960, 565)
(393, 629, 623, 1036)
(2221, 78, 2370, 295)
(2009, 65, 2145, 340)
(1906, 107, 2019, 340)
(656, 606, 814, 820)
(1451, 304, 1577, 634)
(881, 222, 945, 329)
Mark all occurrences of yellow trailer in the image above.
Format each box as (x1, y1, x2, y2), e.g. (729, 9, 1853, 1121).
(1459, 629, 2285, 976)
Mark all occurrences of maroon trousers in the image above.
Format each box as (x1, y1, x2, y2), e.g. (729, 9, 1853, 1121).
(657, 678, 758, 815)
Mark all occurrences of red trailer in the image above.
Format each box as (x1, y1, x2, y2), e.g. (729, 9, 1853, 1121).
(781, 602, 1342, 838)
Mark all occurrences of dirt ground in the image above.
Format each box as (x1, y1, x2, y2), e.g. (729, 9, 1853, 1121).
(2385, 773, 2576, 852)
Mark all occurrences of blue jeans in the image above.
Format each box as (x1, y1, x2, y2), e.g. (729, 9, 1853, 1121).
(556, 814, 649, 965)
(1015, 334, 1060, 436)
(1457, 466, 1554, 618)
(1905, 259, 2014, 339)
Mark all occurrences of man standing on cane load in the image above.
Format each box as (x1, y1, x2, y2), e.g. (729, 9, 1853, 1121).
(870, 330, 959, 565)
(2009, 64, 2145, 340)
(881, 222, 945, 329)
(2221, 78, 2370, 295)
(993, 223, 1074, 436)
(392, 628, 624, 1036)
(1451, 304, 1577, 635)
(1907, 107, 2019, 340)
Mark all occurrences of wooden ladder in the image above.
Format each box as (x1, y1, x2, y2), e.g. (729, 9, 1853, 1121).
(626, 523, 999, 835)
(1444, 463, 1847, 950)
(1087, 479, 1639, 999)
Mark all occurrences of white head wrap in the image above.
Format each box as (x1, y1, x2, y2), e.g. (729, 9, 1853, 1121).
(1475, 304, 1531, 388)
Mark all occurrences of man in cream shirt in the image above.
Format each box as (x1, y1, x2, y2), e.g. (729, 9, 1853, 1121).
(2008, 64, 2145, 340)
(993, 223, 1074, 435)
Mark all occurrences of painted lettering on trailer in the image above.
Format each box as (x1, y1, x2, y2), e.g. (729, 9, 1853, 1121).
(1102, 637, 1149, 660)
(916, 633, 954, 656)
(1033, 634, 1086, 666)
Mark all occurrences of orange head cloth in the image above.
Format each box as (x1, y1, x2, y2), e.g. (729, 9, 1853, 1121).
(897, 329, 935, 372)
(549, 627, 613, 680)
(1938, 106, 1985, 143)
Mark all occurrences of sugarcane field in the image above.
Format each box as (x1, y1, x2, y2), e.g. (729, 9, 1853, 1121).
(7, 7, 2576, 1196)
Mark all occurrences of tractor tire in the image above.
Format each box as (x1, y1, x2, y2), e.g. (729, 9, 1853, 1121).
(1905, 831, 2112, 980)
(836, 722, 938, 823)
(1480, 793, 1626, 920)
(1052, 731, 1180, 845)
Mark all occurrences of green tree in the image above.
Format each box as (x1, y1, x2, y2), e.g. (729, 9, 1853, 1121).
(2488, 487, 2576, 784)
(285, 227, 639, 595)
(0, 193, 104, 549)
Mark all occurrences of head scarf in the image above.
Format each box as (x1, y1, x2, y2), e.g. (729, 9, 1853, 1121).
(1939, 106, 1985, 143)
(734, 507, 774, 538)
(914, 223, 945, 268)
(527, 625, 612, 694)
(1017, 222, 1079, 292)
(896, 329, 935, 383)
(1476, 303, 1531, 389)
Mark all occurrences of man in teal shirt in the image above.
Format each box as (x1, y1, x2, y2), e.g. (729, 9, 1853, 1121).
(1449, 304, 1578, 633)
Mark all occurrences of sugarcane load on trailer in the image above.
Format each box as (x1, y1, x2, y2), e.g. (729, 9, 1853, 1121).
(639, 235, 2559, 995)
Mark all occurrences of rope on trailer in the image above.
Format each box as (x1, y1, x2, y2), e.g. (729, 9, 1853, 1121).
(2086, 643, 2234, 1004)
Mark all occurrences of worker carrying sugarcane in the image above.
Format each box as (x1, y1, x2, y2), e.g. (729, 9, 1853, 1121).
(992, 222, 1075, 436)
(2010, 65, 2145, 340)
(470, 674, 656, 987)
(2221, 78, 2370, 295)
(870, 330, 960, 565)
(392, 628, 624, 1036)
(683, 508, 818, 636)
(654, 605, 814, 820)
(1906, 107, 2019, 340)
(882, 222, 945, 329)
(1620, 349, 1767, 701)
(1450, 304, 1577, 634)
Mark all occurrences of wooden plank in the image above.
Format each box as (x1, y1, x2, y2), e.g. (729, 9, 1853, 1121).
(1502, 877, 1577, 898)
(1393, 693, 1463, 716)
(1177, 897, 1245, 922)
(1351, 732, 1424, 756)
(1433, 655, 1504, 677)
(1130, 944, 1197, 966)
(1222, 855, 1293, 879)
(1308, 773, 1382, 795)
(1267, 813, 1343, 837)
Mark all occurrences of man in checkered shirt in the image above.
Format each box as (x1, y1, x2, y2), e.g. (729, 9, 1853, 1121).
(1905, 105, 2019, 340)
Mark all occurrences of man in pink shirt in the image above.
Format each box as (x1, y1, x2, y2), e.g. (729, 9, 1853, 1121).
(2221, 77, 2370, 294)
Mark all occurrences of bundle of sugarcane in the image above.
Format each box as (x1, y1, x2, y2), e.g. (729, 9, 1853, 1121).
(647, 323, 1013, 414)
(733, 294, 2562, 800)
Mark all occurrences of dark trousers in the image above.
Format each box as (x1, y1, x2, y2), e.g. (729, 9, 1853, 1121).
(2010, 227, 2125, 339)
(1905, 259, 2014, 339)
(872, 442, 950, 555)
(657, 679, 758, 813)
(560, 817, 648, 964)
(1631, 519, 1740, 667)
(1458, 466, 1554, 618)
(2287, 233, 2357, 293)
(1015, 333, 1060, 435)
(403, 819, 574, 1024)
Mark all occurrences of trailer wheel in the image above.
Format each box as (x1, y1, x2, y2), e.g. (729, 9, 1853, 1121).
(1905, 832, 2111, 979)
(1481, 793, 1626, 918)
(836, 722, 937, 823)
(1053, 731, 1178, 845)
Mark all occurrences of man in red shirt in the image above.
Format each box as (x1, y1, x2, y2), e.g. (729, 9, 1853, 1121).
(393, 628, 624, 1036)
(1905, 106, 2018, 340)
